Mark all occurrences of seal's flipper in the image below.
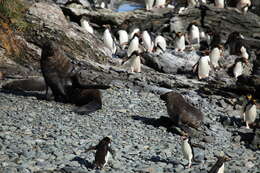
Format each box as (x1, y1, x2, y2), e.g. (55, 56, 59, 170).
(73, 100, 102, 115)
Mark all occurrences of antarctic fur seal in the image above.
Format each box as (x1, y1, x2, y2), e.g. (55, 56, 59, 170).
(160, 91, 204, 128)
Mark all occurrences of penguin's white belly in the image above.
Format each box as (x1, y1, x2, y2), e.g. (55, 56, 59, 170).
(245, 104, 257, 123)
(82, 21, 94, 34)
(190, 29, 200, 44)
(181, 142, 193, 161)
(104, 151, 111, 166)
(198, 58, 210, 78)
(155, 0, 166, 6)
(145, 0, 155, 10)
(215, 0, 225, 8)
(217, 163, 224, 173)
(233, 62, 243, 78)
(175, 37, 185, 51)
(104, 32, 114, 53)
(210, 48, 221, 68)
(127, 38, 139, 57)
(125, 56, 141, 73)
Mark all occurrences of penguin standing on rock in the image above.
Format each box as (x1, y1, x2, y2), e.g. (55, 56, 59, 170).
(210, 44, 224, 70)
(86, 137, 115, 169)
(117, 30, 129, 50)
(209, 156, 230, 173)
(174, 32, 186, 52)
(155, 0, 166, 8)
(193, 52, 211, 80)
(214, 0, 225, 8)
(122, 51, 141, 73)
(236, 0, 251, 13)
(145, 0, 155, 11)
(142, 30, 154, 53)
(232, 57, 248, 79)
(154, 35, 167, 54)
(181, 135, 194, 168)
(225, 31, 245, 55)
(103, 26, 117, 54)
(127, 34, 140, 57)
(187, 21, 200, 48)
(242, 95, 257, 129)
(80, 17, 94, 34)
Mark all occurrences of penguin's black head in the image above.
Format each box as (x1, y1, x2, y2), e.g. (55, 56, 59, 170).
(99, 137, 111, 146)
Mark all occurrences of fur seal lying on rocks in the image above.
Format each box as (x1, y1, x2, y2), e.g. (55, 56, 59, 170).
(160, 91, 204, 129)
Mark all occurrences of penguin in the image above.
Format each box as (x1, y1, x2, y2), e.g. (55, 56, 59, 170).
(174, 32, 186, 52)
(233, 57, 247, 79)
(117, 30, 129, 50)
(187, 21, 200, 47)
(193, 53, 211, 80)
(181, 135, 194, 168)
(243, 95, 257, 129)
(214, 0, 225, 8)
(86, 137, 115, 169)
(154, 0, 166, 8)
(142, 30, 154, 53)
(145, 0, 155, 11)
(154, 35, 167, 54)
(122, 51, 141, 73)
(240, 46, 249, 60)
(187, 0, 198, 7)
(103, 27, 117, 54)
(224, 31, 245, 55)
(210, 44, 224, 69)
(127, 34, 139, 57)
(209, 156, 230, 173)
(80, 17, 94, 34)
(236, 0, 251, 13)
(129, 28, 140, 40)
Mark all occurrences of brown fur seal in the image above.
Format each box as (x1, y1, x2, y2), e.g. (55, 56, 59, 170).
(160, 91, 204, 128)
(2, 41, 110, 115)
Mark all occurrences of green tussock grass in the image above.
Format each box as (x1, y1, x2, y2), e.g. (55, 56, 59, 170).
(0, 0, 29, 31)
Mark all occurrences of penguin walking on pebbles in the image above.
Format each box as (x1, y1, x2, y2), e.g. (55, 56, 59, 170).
(154, 35, 167, 54)
(181, 135, 194, 168)
(209, 156, 230, 173)
(193, 53, 211, 80)
(80, 17, 94, 34)
(174, 32, 186, 52)
(145, 0, 155, 11)
(86, 137, 115, 169)
(242, 95, 257, 129)
(103, 26, 117, 54)
(122, 51, 141, 73)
